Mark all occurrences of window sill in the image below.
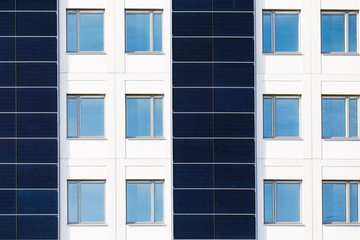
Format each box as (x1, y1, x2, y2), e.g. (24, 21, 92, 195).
(67, 137, 107, 140)
(263, 52, 303, 55)
(322, 52, 360, 56)
(323, 223, 360, 226)
(66, 52, 107, 55)
(323, 138, 360, 141)
(263, 137, 303, 141)
(68, 223, 108, 227)
(126, 51, 165, 55)
(265, 223, 304, 226)
(126, 137, 166, 140)
(127, 223, 166, 226)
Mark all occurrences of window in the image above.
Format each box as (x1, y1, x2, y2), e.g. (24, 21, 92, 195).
(126, 181, 164, 223)
(263, 96, 300, 137)
(321, 11, 357, 53)
(67, 10, 104, 52)
(322, 96, 359, 138)
(126, 95, 163, 137)
(68, 181, 105, 223)
(263, 11, 299, 53)
(125, 10, 162, 52)
(264, 181, 301, 223)
(67, 95, 104, 138)
(323, 181, 359, 223)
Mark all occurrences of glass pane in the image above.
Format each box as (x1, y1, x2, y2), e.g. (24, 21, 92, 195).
(153, 13, 162, 51)
(323, 183, 346, 222)
(350, 183, 358, 222)
(275, 98, 299, 137)
(263, 13, 272, 52)
(67, 97, 78, 137)
(67, 12, 77, 52)
(155, 182, 163, 222)
(80, 97, 104, 136)
(79, 13, 104, 51)
(350, 99, 358, 137)
(275, 14, 299, 52)
(263, 98, 273, 137)
(127, 182, 152, 222)
(276, 183, 300, 222)
(322, 98, 346, 137)
(264, 182, 274, 223)
(349, 14, 357, 52)
(154, 98, 163, 137)
(126, 13, 150, 51)
(80, 182, 105, 222)
(322, 14, 345, 52)
(126, 98, 151, 137)
(68, 182, 78, 223)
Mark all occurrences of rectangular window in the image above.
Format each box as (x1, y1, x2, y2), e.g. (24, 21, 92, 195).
(67, 10, 104, 52)
(126, 95, 163, 138)
(67, 95, 104, 138)
(125, 10, 162, 52)
(126, 181, 164, 223)
(264, 181, 301, 223)
(323, 181, 359, 223)
(68, 181, 105, 223)
(263, 96, 300, 138)
(263, 11, 299, 53)
(321, 11, 357, 53)
(322, 96, 359, 138)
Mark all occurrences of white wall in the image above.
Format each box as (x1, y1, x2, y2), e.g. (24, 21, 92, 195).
(59, 0, 172, 239)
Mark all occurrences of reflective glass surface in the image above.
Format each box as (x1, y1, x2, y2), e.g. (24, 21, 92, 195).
(264, 183, 274, 222)
(275, 14, 299, 52)
(275, 98, 299, 137)
(127, 182, 152, 222)
(79, 13, 104, 51)
(153, 13, 162, 51)
(68, 182, 78, 223)
(263, 13, 272, 52)
(126, 98, 151, 137)
(322, 14, 345, 52)
(67, 12, 77, 52)
(80, 182, 105, 222)
(126, 13, 150, 51)
(263, 98, 273, 137)
(322, 98, 346, 137)
(154, 98, 163, 136)
(349, 14, 357, 52)
(67, 97, 77, 137)
(80, 97, 104, 136)
(276, 183, 300, 222)
(323, 183, 346, 222)
(155, 182, 163, 222)
(349, 99, 358, 137)
(350, 183, 358, 222)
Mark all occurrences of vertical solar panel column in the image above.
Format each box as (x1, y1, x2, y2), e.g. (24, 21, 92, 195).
(172, 0, 255, 239)
(0, 0, 58, 239)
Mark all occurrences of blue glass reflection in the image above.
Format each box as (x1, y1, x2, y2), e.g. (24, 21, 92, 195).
(80, 97, 104, 136)
(275, 98, 299, 137)
(126, 13, 150, 51)
(127, 182, 152, 222)
(154, 98, 163, 136)
(153, 13, 162, 51)
(323, 183, 346, 222)
(350, 99, 358, 137)
(264, 183, 273, 222)
(67, 97, 77, 137)
(322, 98, 346, 137)
(68, 182, 78, 223)
(67, 12, 77, 52)
(126, 98, 151, 137)
(263, 13, 272, 52)
(350, 183, 358, 222)
(275, 14, 298, 52)
(80, 182, 105, 222)
(276, 183, 300, 222)
(263, 98, 273, 137)
(322, 14, 345, 52)
(79, 13, 104, 51)
(155, 182, 163, 222)
(349, 15, 357, 52)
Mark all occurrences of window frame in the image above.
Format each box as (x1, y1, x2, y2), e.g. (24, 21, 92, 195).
(66, 9, 105, 53)
(264, 180, 302, 224)
(321, 11, 358, 53)
(321, 96, 359, 139)
(322, 181, 360, 224)
(125, 10, 163, 53)
(67, 180, 106, 224)
(262, 10, 301, 53)
(263, 95, 301, 138)
(126, 180, 164, 224)
(67, 95, 105, 138)
(125, 95, 164, 138)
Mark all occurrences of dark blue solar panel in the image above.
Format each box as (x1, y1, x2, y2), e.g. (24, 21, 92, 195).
(17, 88, 57, 112)
(0, 89, 15, 112)
(16, 38, 57, 61)
(17, 113, 57, 137)
(215, 164, 255, 188)
(0, 216, 16, 239)
(214, 139, 254, 163)
(0, 140, 15, 163)
(214, 88, 254, 112)
(0, 114, 15, 137)
(17, 139, 58, 163)
(173, 114, 213, 137)
(215, 215, 256, 239)
(214, 38, 254, 61)
(173, 63, 212, 87)
(0, 38, 15, 61)
(174, 190, 213, 213)
(213, 0, 253, 11)
(17, 12, 57, 36)
(173, 13, 212, 36)
(174, 215, 214, 239)
(173, 88, 213, 112)
(215, 190, 255, 213)
(0, 165, 15, 188)
(0, 13, 15, 36)
(0, 64, 15, 86)
(214, 114, 254, 137)
(172, 0, 212, 11)
(16, 0, 56, 10)
(17, 63, 57, 86)
(214, 63, 254, 87)
(173, 38, 212, 61)
(174, 164, 213, 188)
(17, 165, 57, 188)
(0, 191, 15, 214)
(173, 139, 213, 163)
(17, 190, 58, 214)
(214, 13, 254, 36)
(17, 216, 58, 239)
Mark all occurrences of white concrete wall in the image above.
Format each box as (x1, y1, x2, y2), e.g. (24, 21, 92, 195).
(256, 0, 360, 239)
(59, 0, 172, 239)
